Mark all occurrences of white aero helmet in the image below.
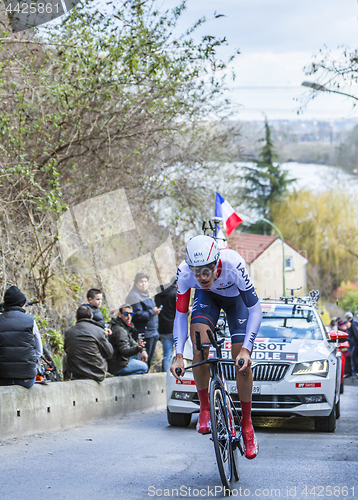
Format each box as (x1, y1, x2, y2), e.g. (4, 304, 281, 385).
(185, 235, 220, 267)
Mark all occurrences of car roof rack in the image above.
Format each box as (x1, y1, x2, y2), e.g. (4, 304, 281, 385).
(261, 289, 321, 308)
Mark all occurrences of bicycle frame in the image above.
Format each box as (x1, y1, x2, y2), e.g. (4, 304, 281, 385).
(184, 328, 246, 455)
(180, 327, 261, 488)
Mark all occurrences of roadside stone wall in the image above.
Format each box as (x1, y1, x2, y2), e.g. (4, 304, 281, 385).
(0, 373, 166, 441)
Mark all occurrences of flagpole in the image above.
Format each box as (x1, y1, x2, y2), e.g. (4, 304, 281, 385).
(214, 191, 219, 239)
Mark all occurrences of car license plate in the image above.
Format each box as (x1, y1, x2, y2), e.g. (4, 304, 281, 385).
(230, 384, 237, 394)
(229, 384, 261, 395)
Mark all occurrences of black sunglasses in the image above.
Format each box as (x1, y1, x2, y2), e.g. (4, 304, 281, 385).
(189, 261, 218, 277)
(123, 311, 134, 316)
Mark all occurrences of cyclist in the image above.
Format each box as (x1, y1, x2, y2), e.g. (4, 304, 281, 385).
(170, 235, 262, 459)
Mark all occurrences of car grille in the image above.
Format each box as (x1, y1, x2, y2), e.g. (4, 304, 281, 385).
(231, 394, 302, 409)
(192, 393, 302, 409)
(222, 363, 290, 382)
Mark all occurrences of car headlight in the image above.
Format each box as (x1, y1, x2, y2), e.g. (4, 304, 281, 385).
(292, 360, 329, 377)
(172, 391, 194, 401)
(183, 358, 193, 368)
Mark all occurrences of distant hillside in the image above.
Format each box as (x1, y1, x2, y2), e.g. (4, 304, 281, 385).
(235, 118, 358, 169)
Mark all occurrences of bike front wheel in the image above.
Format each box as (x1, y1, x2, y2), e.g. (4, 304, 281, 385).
(210, 380, 235, 490)
(228, 396, 240, 482)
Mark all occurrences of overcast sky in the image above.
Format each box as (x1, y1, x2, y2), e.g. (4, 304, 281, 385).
(162, 0, 358, 121)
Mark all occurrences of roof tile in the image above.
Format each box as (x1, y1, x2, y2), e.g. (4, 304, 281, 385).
(228, 233, 278, 264)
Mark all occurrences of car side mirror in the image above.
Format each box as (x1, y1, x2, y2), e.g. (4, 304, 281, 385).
(328, 330, 349, 343)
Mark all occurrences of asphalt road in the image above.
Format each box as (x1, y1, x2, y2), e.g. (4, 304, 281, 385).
(0, 386, 357, 500)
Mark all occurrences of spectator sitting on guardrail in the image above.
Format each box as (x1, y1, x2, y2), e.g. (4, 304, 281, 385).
(125, 272, 161, 369)
(0, 286, 43, 388)
(107, 304, 148, 376)
(63, 305, 113, 382)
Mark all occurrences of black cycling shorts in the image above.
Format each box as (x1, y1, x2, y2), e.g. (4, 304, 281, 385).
(190, 289, 249, 344)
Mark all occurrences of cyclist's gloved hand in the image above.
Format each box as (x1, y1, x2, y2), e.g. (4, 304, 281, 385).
(170, 354, 185, 380)
(235, 348, 252, 373)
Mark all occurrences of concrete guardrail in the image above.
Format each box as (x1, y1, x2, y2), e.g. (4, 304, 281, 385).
(0, 373, 166, 441)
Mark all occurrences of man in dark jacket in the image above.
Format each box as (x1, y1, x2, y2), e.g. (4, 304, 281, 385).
(125, 272, 161, 369)
(0, 286, 43, 388)
(349, 311, 358, 377)
(155, 279, 177, 372)
(107, 304, 148, 376)
(63, 305, 113, 382)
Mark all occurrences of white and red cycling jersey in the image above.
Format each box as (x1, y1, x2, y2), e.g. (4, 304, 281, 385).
(173, 248, 262, 355)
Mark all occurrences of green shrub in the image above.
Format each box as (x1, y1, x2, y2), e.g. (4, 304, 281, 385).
(39, 326, 64, 356)
(99, 306, 111, 324)
(335, 281, 358, 313)
(341, 291, 358, 314)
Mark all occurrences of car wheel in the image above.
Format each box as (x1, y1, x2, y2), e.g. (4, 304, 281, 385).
(167, 408, 191, 427)
(340, 379, 344, 394)
(314, 405, 336, 432)
(335, 398, 341, 420)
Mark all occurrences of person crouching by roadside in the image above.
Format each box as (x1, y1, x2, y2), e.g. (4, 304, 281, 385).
(0, 286, 43, 388)
(63, 305, 113, 382)
(107, 304, 148, 376)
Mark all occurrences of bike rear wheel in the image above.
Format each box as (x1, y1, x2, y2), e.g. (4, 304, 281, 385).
(210, 380, 235, 490)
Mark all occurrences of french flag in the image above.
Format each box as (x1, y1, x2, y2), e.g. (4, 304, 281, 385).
(215, 192, 242, 235)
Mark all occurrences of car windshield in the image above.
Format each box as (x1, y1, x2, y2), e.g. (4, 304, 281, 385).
(259, 304, 324, 340)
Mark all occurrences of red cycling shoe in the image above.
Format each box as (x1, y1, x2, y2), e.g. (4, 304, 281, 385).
(242, 425, 259, 459)
(196, 410, 211, 434)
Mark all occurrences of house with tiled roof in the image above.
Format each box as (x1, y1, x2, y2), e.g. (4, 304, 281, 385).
(227, 232, 308, 299)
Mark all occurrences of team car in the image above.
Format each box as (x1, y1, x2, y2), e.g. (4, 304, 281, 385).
(166, 291, 342, 433)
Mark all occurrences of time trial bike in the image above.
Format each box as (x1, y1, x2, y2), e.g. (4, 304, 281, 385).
(176, 327, 255, 490)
